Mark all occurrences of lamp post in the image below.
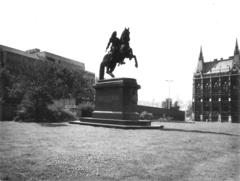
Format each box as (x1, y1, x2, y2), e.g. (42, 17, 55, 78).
(166, 80, 173, 109)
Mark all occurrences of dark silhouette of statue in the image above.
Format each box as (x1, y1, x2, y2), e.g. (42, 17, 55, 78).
(105, 31, 124, 65)
(99, 28, 138, 80)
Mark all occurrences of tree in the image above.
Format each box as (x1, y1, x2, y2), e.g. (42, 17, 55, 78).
(0, 68, 14, 99)
(162, 99, 180, 110)
(9, 61, 94, 121)
(68, 70, 94, 100)
(186, 103, 193, 118)
(44, 64, 94, 100)
(9, 62, 54, 121)
(0, 68, 11, 87)
(162, 98, 172, 109)
(172, 101, 180, 111)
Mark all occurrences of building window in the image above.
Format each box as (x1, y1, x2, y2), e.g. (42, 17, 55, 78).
(231, 94, 238, 101)
(222, 81, 228, 92)
(203, 103, 209, 111)
(196, 83, 201, 93)
(231, 77, 238, 92)
(212, 103, 219, 112)
(195, 96, 201, 102)
(213, 82, 219, 92)
(203, 95, 210, 101)
(212, 95, 219, 102)
(232, 103, 238, 112)
(195, 103, 202, 112)
(213, 106, 218, 112)
(222, 103, 228, 112)
(204, 82, 210, 93)
(221, 95, 228, 101)
(46, 56, 55, 62)
(232, 85, 238, 91)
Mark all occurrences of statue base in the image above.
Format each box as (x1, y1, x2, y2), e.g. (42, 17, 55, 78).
(71, 78, 163, 129)
(92, 78, 140, 120)
(69, 118, 163, 129)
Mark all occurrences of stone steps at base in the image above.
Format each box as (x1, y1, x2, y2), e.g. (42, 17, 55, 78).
(69, 120, 164, 129)
(78, 117, 151, 126)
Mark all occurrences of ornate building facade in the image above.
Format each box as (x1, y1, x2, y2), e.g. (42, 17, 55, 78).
(192, 40, 240, 123)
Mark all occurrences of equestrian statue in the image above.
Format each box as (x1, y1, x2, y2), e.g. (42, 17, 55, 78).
(99, 28, 138, 80)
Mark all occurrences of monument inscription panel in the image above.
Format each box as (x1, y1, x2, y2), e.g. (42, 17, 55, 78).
(97, 95, 120, 102)
(95, 87, 123, 112)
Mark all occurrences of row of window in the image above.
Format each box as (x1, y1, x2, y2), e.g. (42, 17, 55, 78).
(46, 56, 55, 62)
(195, 82, 238, 93)
(195, 103, 238, 112)
(45, 56, 84, 70)
(194, 115, 239, 122)
(6, 57, 37, 69)
(194, 94, 238, 102)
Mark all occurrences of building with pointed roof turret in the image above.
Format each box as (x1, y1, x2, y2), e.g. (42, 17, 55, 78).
(192, 40, 240, 123)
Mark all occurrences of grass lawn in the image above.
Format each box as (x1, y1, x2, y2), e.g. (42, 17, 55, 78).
(0, 121, 239, 181)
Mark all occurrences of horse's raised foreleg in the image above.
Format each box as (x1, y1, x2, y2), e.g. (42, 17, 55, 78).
(130, 54, 138, 68)
(127, 48, 138, 68)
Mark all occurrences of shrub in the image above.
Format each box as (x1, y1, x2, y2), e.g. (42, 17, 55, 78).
(157, 116, 174, 122)
(16, 103, 36, 122)
(78, 102, 95, 117)
(157, 118, 165, 122)
(47, 105, 77, 122)
(140, 111, 154, 120)
(166, 116, 173, 121)
(15, 104, 78, 122)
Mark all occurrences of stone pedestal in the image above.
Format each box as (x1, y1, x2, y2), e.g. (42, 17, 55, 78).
(92, 78, 140, 120)
(70, 78, 164, 129)
(69, 78, 165, 129)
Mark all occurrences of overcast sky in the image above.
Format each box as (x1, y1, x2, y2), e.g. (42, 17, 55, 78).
(0, 0, 239, 103)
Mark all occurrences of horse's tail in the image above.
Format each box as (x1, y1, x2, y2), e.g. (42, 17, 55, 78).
(99, 53, 112, 80)
(100, 54, 109, 80)
(99, 61, 105, 80)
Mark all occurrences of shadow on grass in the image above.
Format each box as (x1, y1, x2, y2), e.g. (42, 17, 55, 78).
(162, 128, 240, 136)
(38, 123, 69, 127)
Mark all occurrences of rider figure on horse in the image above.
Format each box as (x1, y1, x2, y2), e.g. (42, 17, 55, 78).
(105, 31, 125, 65)
(99, 28, 138, 80)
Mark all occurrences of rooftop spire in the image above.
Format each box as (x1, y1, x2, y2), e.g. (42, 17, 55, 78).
(197, 46, 204, 71)
(199, 46, 204, 61)
(234, 39, 239, 55)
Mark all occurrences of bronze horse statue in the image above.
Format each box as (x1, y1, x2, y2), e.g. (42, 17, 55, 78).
(99, 28, 138, 80)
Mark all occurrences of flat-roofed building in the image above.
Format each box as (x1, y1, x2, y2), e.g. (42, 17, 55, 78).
(36, 51, 85, 70)
(0, 44, 95, 120)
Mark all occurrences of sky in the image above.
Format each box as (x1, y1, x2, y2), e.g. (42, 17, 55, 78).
(0, 0, 240, 104)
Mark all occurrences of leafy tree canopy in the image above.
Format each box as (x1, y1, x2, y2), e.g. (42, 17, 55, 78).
(8, 61, 94, 121)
